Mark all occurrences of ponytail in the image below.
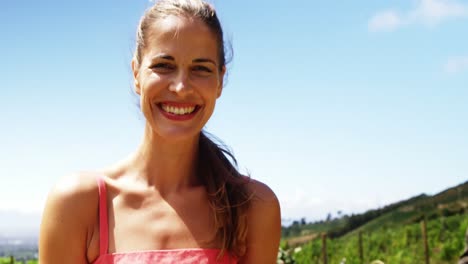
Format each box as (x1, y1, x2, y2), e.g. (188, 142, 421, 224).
(197, 131, 252, 258)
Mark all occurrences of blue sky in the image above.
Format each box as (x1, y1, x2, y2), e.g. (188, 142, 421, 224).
(1, 0, 467, 229)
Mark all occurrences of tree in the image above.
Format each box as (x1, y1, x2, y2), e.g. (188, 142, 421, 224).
(301, 217, 307, 226)
(326, 213, 332, 222)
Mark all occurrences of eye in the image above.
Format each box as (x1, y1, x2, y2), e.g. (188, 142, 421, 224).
(192, 65, 213, 73)
(150, 63, 175, 72)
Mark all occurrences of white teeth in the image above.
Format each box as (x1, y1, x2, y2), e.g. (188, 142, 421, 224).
(161, 104, 196, 115)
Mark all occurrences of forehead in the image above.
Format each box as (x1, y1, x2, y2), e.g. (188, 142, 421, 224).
(143, 15, 219, 60)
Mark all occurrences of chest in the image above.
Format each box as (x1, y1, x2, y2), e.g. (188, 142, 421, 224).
(87, 189, 218, 262)
(111, 193, 216, 249)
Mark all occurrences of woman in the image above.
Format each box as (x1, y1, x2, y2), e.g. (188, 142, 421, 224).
(39, 0, 281, 263)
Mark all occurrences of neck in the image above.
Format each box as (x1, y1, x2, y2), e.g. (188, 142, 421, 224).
(129, 124, 201, 194)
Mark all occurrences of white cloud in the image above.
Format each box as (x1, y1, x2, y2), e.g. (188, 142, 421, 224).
(369, 10, 404, 32)
(369, 0, 468, 32)
(444, 55, 468, 73)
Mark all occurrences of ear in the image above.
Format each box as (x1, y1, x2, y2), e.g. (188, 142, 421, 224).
(132, 59, 141, 95)
(216, 66, 226, 98)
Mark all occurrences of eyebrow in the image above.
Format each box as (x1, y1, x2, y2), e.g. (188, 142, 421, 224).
(193, 58, 217, 65)
(153, 54, 175, 61)
(152, 54, 217, 65)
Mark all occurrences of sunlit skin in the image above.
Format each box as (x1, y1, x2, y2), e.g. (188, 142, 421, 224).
(124, 15, 227, 193)
(39, 14, 281, 264)
(133, 15, 225, 143)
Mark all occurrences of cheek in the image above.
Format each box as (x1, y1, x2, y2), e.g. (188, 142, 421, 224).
(194, 78, 221, 97)
(140, 95, 153, 120)
(141, 75, 166, 97)
(139, 77, 164, 116)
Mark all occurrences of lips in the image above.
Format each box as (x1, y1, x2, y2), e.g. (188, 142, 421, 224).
(157, 102, 200, 121)
(160, 103, 196, 115)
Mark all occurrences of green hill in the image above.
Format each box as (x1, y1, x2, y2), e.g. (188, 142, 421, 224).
(347, 180, 468, 236)
(283, 181, 468, 241)
(280, 181, 468, 264)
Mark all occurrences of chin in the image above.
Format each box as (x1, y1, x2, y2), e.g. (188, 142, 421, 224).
(153, 126, 202, 142)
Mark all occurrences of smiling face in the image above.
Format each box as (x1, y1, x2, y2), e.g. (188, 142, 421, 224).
(132, 15, 225, 141)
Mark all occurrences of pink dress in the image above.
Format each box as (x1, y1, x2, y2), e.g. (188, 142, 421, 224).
(92, 177, 237, 264)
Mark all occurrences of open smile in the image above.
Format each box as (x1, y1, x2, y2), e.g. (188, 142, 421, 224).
(157, 102, 200, 121)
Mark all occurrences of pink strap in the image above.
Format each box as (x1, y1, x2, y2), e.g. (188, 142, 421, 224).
(96, 177, 109, 256)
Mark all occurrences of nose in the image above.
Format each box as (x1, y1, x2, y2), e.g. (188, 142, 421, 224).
(169, 70, 193, 95)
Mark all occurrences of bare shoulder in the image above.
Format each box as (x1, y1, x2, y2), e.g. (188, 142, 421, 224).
(240, 178, 281, 264)
(51, 171, 101, 197)
(39, 172, 101, 264)
(246, 178, 279, 204)
(44, 172, 101, 220)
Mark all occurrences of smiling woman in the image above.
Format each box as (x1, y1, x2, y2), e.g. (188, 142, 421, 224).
(133, 14, 223, 141)
(38, 0, 281, 264)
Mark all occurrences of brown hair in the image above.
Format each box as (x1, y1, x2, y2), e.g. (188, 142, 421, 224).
(133, 0, 251, 258)
(134, 0, 227, 71)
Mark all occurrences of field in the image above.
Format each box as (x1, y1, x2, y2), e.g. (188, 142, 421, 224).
(280, 181, 468, 264)
(286, 214, 468, 264)
(0, 257, 37, 264)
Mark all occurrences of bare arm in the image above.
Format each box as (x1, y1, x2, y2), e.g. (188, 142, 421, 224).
(239, 180, 281, 264)
(39, 173, 97, 264)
